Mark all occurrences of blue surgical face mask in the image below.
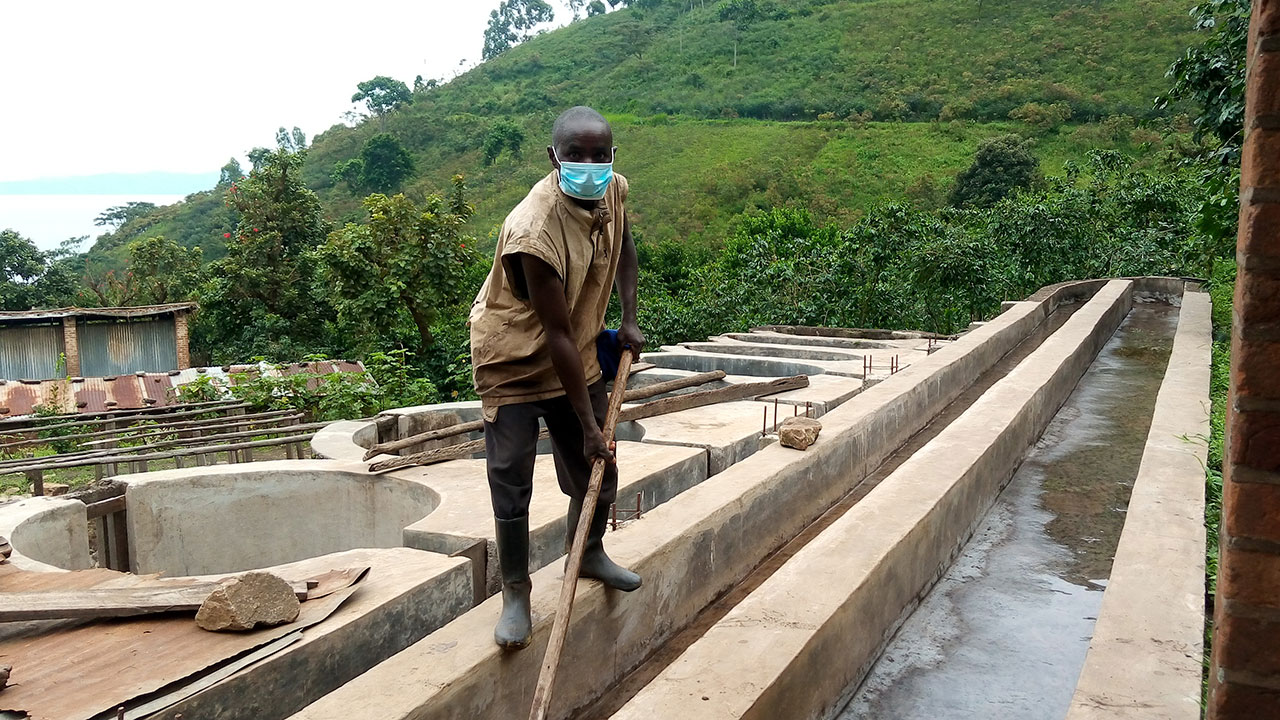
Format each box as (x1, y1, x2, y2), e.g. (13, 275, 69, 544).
(554, 148, 615, 201)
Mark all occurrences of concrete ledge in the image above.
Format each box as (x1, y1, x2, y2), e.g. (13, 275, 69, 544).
(1065, 289, 1210, 720)
(0, 496, 92, 571)
(163, 548, 472, 720)
(401, 442, 707, 595)
(633, 400, 772, 475)
(608, 280, 1135, 720)
(310, 419, 378, 462)
(290, 286, 1070, 720)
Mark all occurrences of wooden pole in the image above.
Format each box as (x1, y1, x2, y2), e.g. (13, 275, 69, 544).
(362, 370, 727, 461)
(528, 351, 633, 720)
(365, 374, 808, 474)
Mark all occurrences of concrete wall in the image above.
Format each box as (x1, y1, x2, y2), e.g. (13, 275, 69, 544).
(126, 461, 440, 576)
(0, 496, 92, 571)
(607, 279, 1136, 720)
(1067, 288, 1211, 719)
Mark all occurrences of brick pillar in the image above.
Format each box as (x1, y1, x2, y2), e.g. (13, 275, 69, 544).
(174, 310, 191, 370)
(1208, 0, 1280, 716)
(61, 317, 81, 377)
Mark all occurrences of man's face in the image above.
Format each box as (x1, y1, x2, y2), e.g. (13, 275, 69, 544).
(548, 124, 615, 167)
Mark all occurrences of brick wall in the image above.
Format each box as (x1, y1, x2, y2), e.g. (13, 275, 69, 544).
(61, 318, 81, 377)
(1208, 0, 1280, 716)
(174, 310, 191, 370)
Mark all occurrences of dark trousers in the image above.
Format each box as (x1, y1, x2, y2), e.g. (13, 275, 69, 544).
(484, 380, 618, 520)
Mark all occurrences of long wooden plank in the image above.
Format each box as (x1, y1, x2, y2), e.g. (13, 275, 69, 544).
(0, 431, 319, 477)
(367, 374, 806, 473)
(362, 370, 728, 460)
(0, 409, 303, 458)
(528, 352, 634, 720)
(0, 403, 249, 436)
(0, 583, 312, 622)
(0, 422, 326, 472)
(0, 409, 298, 452)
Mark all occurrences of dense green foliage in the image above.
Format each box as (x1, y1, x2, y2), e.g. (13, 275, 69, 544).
(176, 349, 440, 422)
(196, 149, 336, 362)
(317, 180, 480, 353)
(633, 150, 1197, 345)
(948, 134, 1043, 208)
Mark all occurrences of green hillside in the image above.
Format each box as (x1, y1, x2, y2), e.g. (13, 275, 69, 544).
(87, 0, 1195, 262)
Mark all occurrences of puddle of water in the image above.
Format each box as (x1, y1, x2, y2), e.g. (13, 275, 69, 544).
(839, 303, 1177, 720)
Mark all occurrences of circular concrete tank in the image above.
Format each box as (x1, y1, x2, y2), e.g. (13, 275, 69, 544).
(123, 462, 439, 576)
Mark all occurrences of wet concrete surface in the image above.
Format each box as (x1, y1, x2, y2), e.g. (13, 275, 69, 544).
(839, 301, 1177, 720)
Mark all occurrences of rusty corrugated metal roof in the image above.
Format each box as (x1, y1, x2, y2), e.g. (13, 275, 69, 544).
(0, 361, 367, 418)
(0, 303, 197, 323)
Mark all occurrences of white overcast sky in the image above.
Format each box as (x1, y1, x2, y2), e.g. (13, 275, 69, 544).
(0, 1, 580, 183)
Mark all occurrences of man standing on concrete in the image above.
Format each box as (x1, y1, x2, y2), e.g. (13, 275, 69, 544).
(470, 106, 644, 650)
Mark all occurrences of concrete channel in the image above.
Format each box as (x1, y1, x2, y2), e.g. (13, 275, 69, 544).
(840, 299, 1179, 719)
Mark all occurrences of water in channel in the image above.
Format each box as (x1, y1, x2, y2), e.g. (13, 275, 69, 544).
(839, 300, 1179, 720)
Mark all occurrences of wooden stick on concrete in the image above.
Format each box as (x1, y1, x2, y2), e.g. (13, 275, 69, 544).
(528, 350, 634, 720)
(362, 370, 727, 460)
(365, 373, 807, 474)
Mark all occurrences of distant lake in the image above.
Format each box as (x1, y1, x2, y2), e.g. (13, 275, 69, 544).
(0, 194, 189, 251)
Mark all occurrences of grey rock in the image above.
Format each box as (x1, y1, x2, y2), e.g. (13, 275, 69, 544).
(196, 572, 300, 632)
(778, 417, 822, 450)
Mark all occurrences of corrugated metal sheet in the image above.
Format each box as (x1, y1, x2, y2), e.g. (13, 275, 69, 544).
(78, 317, 178, 377)
(0, 324, 66, 381)
(0, 361, 367, 418)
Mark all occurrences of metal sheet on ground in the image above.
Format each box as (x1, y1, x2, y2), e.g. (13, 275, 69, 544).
(0, 571, 365, 720)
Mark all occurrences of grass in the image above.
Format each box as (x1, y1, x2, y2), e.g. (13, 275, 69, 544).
(353, 116, 1183, 253)
(86, 0, 1198, 266)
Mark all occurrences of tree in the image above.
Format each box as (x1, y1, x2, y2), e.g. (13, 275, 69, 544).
(0, 229, 50, 310)
(247, 146, 273, 171)
(332, 135, 415, 192)
(359, 134, 415, 192)
(1157, 0, 1250, 262)
(94, 202, 158, 231)
(482, 0, 555, 60)
(317, 178, 477, 352)
(587, 0, 607, 15)
(717, 0, 766, 67)
(1158, 0, 1249, 163)
(948, 134, 1041, 208)
(482, 118, 525, 165)
(197, 148, 335, 361)
(351, 76, 412, 129)
(217, 158, 244, 188)
(127, 236, 203, 304)
(275, 126, 308, 153)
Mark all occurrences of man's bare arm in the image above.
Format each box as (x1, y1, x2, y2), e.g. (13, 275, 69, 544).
(616, 214, 644, 359)
(519, 253, 613, 463)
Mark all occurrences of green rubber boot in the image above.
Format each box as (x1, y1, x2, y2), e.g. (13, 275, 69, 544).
(566, 498, 642, 592)
(494, 516, 532, 649)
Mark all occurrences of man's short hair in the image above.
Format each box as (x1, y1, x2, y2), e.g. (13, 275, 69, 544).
(552, 106, 611, 149)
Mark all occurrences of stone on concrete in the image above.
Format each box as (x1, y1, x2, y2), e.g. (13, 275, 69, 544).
(44, 483, 69, 497)
(778, 417, 822, 450)
(196, 571, 301, 632)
